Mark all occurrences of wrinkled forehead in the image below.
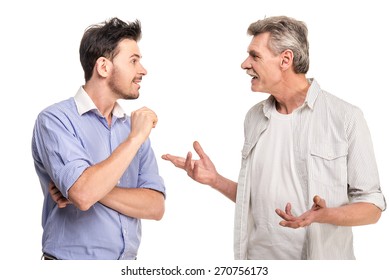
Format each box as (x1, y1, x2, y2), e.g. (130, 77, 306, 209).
(247, 32, 272, 53)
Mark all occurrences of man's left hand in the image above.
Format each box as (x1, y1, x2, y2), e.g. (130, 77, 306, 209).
(275, 195, 326, 228)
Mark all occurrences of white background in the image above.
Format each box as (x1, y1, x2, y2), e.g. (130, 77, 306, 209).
(1, 0, 388, 278)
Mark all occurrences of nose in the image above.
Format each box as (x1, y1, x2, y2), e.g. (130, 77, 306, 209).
(139, 63, 147, 76)
(240, 57, 251, 70)
(241, 56, 251, 70)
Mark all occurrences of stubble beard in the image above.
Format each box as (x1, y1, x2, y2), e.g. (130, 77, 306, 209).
(108, 68, 139, 100)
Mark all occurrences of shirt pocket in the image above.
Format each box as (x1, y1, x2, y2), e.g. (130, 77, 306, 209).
(309, 142, 348, 188)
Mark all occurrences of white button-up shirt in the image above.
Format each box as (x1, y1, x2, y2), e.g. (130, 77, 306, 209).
(234, 79, 386, 260)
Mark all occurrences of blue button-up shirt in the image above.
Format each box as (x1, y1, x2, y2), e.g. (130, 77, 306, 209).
(32, 87, 165, 260)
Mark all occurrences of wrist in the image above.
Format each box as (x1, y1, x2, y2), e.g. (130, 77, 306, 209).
(126, 134, 144, 147)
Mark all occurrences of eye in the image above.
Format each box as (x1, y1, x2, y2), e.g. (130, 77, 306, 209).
(249, 51, 260, 61)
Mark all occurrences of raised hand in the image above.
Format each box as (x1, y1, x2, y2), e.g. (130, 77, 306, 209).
(129, 107, 158, 143)
(162, 141, 218, 187)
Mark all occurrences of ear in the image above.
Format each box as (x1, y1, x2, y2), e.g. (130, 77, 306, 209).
(95, 57, 112, 78)
(280, 49, 294, 71)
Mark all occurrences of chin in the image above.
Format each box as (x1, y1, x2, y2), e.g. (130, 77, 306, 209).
(251, 86, 261, 92)
(123, 92, 139, 100)
(126, 95, 139, 100)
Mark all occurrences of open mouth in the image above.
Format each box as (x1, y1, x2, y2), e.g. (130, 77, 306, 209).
(247, 72, 258, 79)
(132, 77, 142, 86)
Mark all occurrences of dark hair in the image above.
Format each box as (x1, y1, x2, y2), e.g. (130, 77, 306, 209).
(79, 17, 142, 82)
(248, 16, 309, 74)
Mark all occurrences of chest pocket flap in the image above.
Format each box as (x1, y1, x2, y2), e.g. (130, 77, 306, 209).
(310, 142, 348, 160)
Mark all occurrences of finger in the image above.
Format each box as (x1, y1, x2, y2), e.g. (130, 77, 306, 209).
(279, 221, 299, 228)
(48, 185, 59, 196)
(275, 208, 292, 220)
(161, 154, 186, 168)
(192, 160, 202, 180)
(313, 195, 326, 208)
(193, 141, 207, 159)
(57, 198, 72, 208)
(152, 113, 158, 128)
(49, 181, 56, 191)
(285, 203, 292, 215)
(313, 195, 321, 204)
(280, 220, 305, 229)
(185, 152, 193, 176)
(51, 192, 62, 202)
(161, 154, 174, 161)
(275, 208, 284, 217)
(57, 199, 68, 208)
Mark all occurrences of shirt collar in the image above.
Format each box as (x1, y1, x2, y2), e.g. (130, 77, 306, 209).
(262, 78, 321, 116)
(304, 78, 320, 109)
(73, 86, 126, 118)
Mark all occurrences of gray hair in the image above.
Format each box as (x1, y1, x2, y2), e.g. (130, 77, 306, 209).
(247, 16, 309, 74)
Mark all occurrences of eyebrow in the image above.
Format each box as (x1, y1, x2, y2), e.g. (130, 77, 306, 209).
(130, 54, 142, 59)
(248, 50, 260, 57)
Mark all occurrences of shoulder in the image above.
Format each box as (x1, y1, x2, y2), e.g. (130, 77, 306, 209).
(38, 97, 74, 116)
(311, 89, 370, 141)
(245, 98, 268, 121)
(35, 98, 77, 126)
(316, 89, 364, 123)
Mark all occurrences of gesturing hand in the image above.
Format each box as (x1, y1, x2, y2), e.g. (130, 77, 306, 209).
(162, 141, 218, 186)
(275, 195, 327, 228)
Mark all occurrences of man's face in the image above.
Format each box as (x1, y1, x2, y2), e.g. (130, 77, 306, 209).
(241, 32, 283, 94)
(108, 39, 147, 100)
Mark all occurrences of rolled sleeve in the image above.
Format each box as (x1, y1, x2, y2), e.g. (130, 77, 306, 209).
(33, 110, 92, 197)
(137, 139, 166, 197)
(346, 107, 386, 210)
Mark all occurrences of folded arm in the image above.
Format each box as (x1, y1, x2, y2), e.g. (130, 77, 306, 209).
(50, 182, 165, 220)
(100, 187, 165, 220)
(68, 107, 158, 211)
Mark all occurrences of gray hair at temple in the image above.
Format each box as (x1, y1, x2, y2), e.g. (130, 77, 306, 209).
(247, 16, 309, 74)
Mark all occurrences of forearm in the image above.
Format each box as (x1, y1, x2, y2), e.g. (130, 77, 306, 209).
(99, 187, 165, 220)
(69, 136, 143, 210)
(212, 174, 238, 202)
(318, 202, 382, 226)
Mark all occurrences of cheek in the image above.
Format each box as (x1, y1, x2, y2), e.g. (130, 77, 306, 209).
(119, 69, 135, 83)
(127, 68, 137, 80)
(263, 65, 280, 79)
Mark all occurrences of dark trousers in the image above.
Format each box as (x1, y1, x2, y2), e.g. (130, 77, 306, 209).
(41, 253, 58, 260)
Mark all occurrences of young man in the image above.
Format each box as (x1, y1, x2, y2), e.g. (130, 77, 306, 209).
(162, 16, 386, 259)
(32, 18, 165, 260)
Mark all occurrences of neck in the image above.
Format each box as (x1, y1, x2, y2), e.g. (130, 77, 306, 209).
(272, 75, 310, 114)
(83, 82, 116, 124)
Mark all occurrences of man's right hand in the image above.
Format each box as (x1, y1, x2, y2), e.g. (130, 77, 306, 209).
(162, 141, 238, 202)
(129, 107, 158, 143)
(162, 141, 218, 187)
